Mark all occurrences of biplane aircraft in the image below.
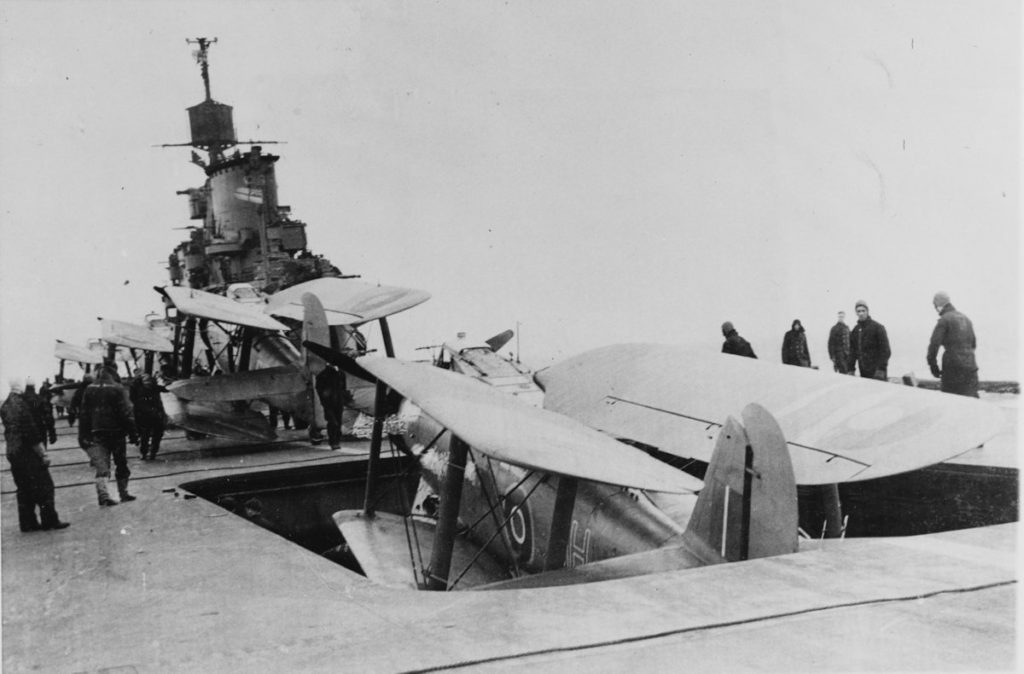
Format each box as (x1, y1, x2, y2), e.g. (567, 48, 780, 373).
(154, 277, 429, 441)
(304, 328, 1007, 592)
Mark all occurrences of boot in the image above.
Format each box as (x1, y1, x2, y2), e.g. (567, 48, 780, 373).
(96, 477, 118, 506)
(18, 503, 41, 532)
(39, 502, 70, 530)
(117, 478, 136, 502)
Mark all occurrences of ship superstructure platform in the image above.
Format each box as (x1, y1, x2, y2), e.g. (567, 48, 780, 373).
(2, 413, 1017, 673)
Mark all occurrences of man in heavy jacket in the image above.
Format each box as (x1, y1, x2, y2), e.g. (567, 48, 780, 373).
(78, 366, 138, 505)
(926, 291, 979, 397)
(849, 300, 891, 380)
(781, 319, 812, 367)
(721, 322, 757, 358)
(827, 311, 852, 374)
(1, 379, 69, 531)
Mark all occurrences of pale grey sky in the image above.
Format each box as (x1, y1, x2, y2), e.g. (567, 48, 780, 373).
(1, 0, 1019, 392)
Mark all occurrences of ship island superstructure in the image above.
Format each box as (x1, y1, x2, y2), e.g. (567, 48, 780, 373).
(166, 37, 341, 293)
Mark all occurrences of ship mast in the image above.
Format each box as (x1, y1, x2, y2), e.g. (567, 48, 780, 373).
(187, 37, 217, 102)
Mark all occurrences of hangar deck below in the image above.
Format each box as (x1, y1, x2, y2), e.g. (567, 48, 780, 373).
(2, 417, 1017, 673)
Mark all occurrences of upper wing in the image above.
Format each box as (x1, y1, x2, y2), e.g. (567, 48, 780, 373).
(264, 278, 431, 326)
(54, 340, 104, 365)
(356, 356, 701, 494)
(537, 343, 1008, 485)
(159, 286, 289, 331)
(100, 318, 174, 353)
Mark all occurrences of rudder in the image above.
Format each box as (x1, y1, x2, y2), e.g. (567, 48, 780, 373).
(683, 403, 797, 563)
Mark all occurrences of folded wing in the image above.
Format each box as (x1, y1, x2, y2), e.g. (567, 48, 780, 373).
(357, 356, 701, 494)
(538, 343, 1007, 485)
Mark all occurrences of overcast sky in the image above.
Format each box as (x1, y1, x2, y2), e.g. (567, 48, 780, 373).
(0, 1, 1019, 393)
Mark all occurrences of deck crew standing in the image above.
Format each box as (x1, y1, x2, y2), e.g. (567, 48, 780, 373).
(1, 379, 69, 531)
(827, 311, 852, 374)
(926, 291, 979, 397)
(849, 300, 891, 380)
(130, 374, 167, 460)
(721, 322, 757, 358)
(781, 320, 812, 367)
(78, 367, 139, 506)
(23, 377, 57, 446)
(315, 364, 348, 450)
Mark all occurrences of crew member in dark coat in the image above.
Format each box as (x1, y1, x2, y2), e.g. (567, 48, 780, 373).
(78, 367, 138, 506)
(315, 364, 349, 450)
(781, 319, 812, 367)
(721, 322, 757, 358)
(827, 311, 852, 374)
(926, 291, 979, 397)
(23, 377, 57, 446)
(2, 379, 69, 531)
(130, 374, 167, 459)
(849, 300, 890, 380)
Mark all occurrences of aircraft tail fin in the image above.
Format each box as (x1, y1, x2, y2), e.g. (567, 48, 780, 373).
(683, 403, 798, 563)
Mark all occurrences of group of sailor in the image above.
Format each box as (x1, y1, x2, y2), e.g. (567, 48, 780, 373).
(721, 291, 980, 398)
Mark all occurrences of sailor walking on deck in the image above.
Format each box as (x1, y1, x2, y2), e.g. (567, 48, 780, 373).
(78, 367, 139, 506)
(2, 378, 69, 531)
(130, 374, 167, 460)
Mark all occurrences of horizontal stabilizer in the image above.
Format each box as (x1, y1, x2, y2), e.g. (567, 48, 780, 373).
(160, 286, 289, 331)
(166, 367, 307, 402)
(334, 510, 510, 590)
(356, 356, 702, 494)
(265, 278, 430, 326)
(54, 340, 104, 365)
(100, 318, 174, 353)
(539, 343, 1008, 484)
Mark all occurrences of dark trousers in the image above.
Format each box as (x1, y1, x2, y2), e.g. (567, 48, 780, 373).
(7, 450, 59, 530)
(139, 424, 164, 457)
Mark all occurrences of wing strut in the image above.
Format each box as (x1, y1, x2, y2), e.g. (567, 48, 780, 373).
(363, 379, 389, 515)
(426, 435, 470, 591)
(543, 477, 578, 571)
(363, 316, 396, 515)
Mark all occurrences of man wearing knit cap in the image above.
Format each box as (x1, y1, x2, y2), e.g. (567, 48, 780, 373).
(1, 378, 70, 531)
(849, 300, 891, 380)
(926, 291, 979, 397)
